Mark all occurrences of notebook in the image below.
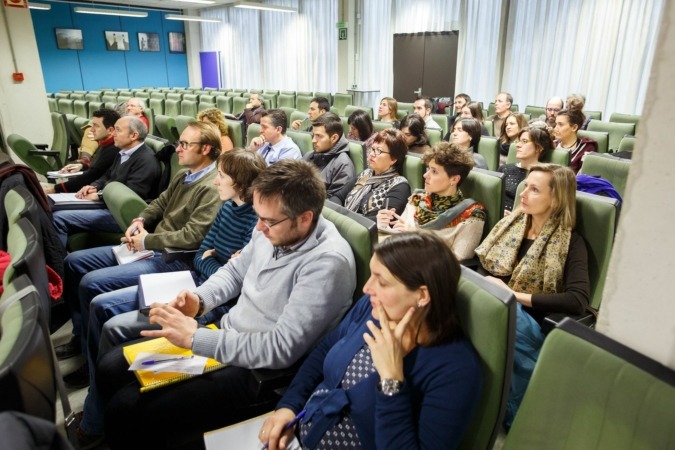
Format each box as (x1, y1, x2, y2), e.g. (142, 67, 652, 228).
(47, 192, 106, 211)
(112, 243, 154, 265)
(47, 170, 84, 178)
(123, 324, 226, 393)
(137, 270, 197, 315)
(203, 412, 301, 450)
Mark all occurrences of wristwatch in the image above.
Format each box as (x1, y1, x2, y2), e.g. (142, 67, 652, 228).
(195, 297, 205, 317)
(378, 378, 403, 396)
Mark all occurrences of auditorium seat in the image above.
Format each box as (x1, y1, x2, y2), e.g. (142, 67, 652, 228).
(584, 110, 602, 120)
(371, 120, 392, 132)
(524, 105, 545, 118)
(461, 168, 505, 238)
(344, 105, 373, 119)
(617, 135, 636, 154)
(175, 115, 195, 135)
(180, 100, 198, 118)
(277, 93, 296, 109)
(400, 154, 424, 191)
(164, 99, 181, 118)
(287, 130, 313, 156)
(476, 136, 500, 171)
(397, 102, 414, 116)
(279, 107, 295, 128)
(232, 97, 248, 116)
(246, 123, 260, 146)
(426, 128, 442, 147)
(295, 95, 313, 113)
(609, 112, 640, 127)
(57, 98, 74, 115)
(88, 101, 103, 117)
(47, 97, 58, 113)
(6, 134, 55, 176)
(332, 93, 353, 116)
(506, 145, 572, 167)
(224, 118, 244, 148)
(313, 91, 332, 104)
(503, 319, 675, 450)
(216, 95, 233, 115)
(577, 129, 609, 154)
(261, 93, 277, 109)
(587, 120, 636, 153)
(431, 113, 449, 138)
(289, 110, 308, 129)
(149, 98, 165, 117)
(348, 140, 366, 174)
(579, 153, 631, 198)
(167, 92, 183, 101)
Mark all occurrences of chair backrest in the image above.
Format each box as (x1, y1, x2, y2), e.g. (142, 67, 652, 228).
(246, 123, 261, 147)
(400, 154, 424, 191)
(277, 93, 296, 109)
(295, 95, 314, 113)
(322, 201, 377, 301)
(47, 98, 58, 113)
(609, 112, 640, 127)
(503, 319, 675, 450)
(371, 120, 393, 133)
(397, 102, 414, 115)
(73, 100, 88, 118)
(617, 135, 636, 153)
(0, 278, 57, 422)
(313, 91, 332, 105)
(164, 99, 181, 117)
(154, 115, 179, 142)
(261, 93, 277, 109)
(56, 98, 74, 115)
(587, 120, 635, 152)
(216, 95, 233, 114)
(51, 112, 70, 162)
(224, 118, 245, 148)
(484, 120, 494, 136)
(87, 101, 103, 117)
(455, 266, 515, 450)
(6, 134, 54, 176)
(150, 91, 166, 100)
(524, 105, 546, 118)
(431, 113, 450, 138)
(577, 129, 609, 154)
(143, 108, 155, 136)
(287, 130, 313, 156)
(175, 115, 195, 135)
(149, 98, 165, 116)
(289, 110, 309, 129)
(461, 168, 505, 238)
(344, 105, 373, 119)
(145, 135, 167, 153)
(102, 182, 151, 230)
(279, 107, 295, 128)
(332, 93, 353, 116)
(584, 110, 602, 120)
(487, 102, 519, 116)
(426, 128, 442, 147)
(579, 153, 631, 198)
(475, 136, 500, 171)
(85, 92, 102, 102)
(180, 100, 198, 118)
(347, 140, 367, 174)
(232, 97, 248, 116)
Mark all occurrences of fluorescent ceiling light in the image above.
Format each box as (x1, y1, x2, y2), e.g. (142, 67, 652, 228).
(234, 1, 297, 13)
(28, 2, 51, 10)
(167, 0, 215, 4)
(165, 14, 222, 23)
(74, 7, 148, 18)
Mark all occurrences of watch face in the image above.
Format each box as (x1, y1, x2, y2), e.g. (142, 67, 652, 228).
(379, 379, 402, 396)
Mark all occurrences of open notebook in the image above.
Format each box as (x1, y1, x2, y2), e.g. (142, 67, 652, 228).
(203, 412, 302, 450)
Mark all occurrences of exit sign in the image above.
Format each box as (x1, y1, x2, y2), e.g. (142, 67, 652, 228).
(339, 28, 347, 40)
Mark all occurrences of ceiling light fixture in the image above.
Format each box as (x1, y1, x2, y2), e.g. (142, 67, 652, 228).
(234, 1, 297, 13)
(74, 6, 148, 18)
(167, 0, 216, 4)
(28, 2, 52, 10)
(165, 14, 222, 23)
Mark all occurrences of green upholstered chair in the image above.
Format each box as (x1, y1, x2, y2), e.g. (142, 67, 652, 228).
(313, 91, 332, 105)
(145, 135, 168, 153)
(584, 110, 602, 120)
(101, 93, 118, 104)
(166, 92, 183, 101)
(246, 123, 261, 147)
(609, 112, 640, 128)
(263, 89, 280, 95)
(579, 153, 631, 198)
(85, 92, 102, 102)
(232, 97, 248, 116)
(216, 95, 233, 115)
(331, 93, 353, 117)
(155, 115, 180, 142)
(426, 128, 442, 147)
(400, 154, 424, 192)
(149, 98, 165, 116)
(587, 120, 635, 152)
(164, 99, 181, 117)
(617, 135, 636, 154)
(180, 100, 198, 118)
(175, 115, 195, 135)
(524, 105, 546, 118)
(57, 98, 74, 115)
(295, 95, 314, 114)
(487, 102, 519, 116)
(226, 91, 242, 98)
(182, 94, 198, 102)
(143, 108, 155, 136)
(503, 319, 675, 450)
(7, 134, 55, 176)
(431, 113, 450, 138)
(344, 105, 373, 119)
(279, 107, 296, 128)
(87, 101, 103, 117)
(261, 93, 277, 109)
(280, 90, 296, 96)
(476, 136, 500, 171)
(296, 91, 312, 97)
(289, 110, 309, 130)
(199, 94, 216, 106)
(277, 93, 296, 109)
(372, 120, 393, 132)
(348, 140, 367, 174)
(47, 98, 58, 113)
(224, 119, 244, 148)
(484, 120, 494, 136)
(577, 129, 610, 154)
(397, 102, 414, 115)
(0, 277, 58, 423)
(461, 168, 505, 239)
(150, 91, 166, 100)
(455, 266, 516, 450)
(248, 201, 377, 396)
(287, 130, 313, 156)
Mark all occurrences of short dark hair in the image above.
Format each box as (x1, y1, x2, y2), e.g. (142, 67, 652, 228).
(415, 96, 434, 112)
(518, 127, 553, 162)
(92, 109, 120, 129)
(311, 97, 330, 113)
(312, 112, 343, 139)
(374, 231, 462, 345)
(252, 159, 326, 225)
(499, 92, 514, 105)
(372, 128, 408, 173)
(464, 102, 484, 123)
(422, 142, 474, 187)
(261, 109, 288, 134)
(455, 93, 471, 104)
(187, 120, 222, 160)
(399, 114, 428, 147)
(217, 148, 267, 203)
(557, 108, 586, 130)
(455, 117, 482, 148)
(347, 109, 374, 142)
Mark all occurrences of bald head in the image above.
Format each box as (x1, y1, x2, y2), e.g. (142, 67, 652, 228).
(545, 96, 564, 125)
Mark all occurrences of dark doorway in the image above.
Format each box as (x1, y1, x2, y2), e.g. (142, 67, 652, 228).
(393, 31, 459, 102)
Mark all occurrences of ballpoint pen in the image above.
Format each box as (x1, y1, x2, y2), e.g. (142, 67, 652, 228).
(261, 409, 306, 450)
(141, 356, 192, 366)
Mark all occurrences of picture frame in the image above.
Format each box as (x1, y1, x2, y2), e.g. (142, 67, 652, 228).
(168, 32, 186, 53)
(104, 31, 130, 51)
(138, 32, 160, 52)
(55, 28, 83, 50)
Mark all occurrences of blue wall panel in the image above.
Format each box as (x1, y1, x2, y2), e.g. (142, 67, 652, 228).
(31, 1, 187, 92)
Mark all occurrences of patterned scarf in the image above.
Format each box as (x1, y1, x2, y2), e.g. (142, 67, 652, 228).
(344, 168, 405, 213)
(412, 190, 463, 225)
(475, 210, 571, 294)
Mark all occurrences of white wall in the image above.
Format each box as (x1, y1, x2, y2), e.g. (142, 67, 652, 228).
(0, 5, 52, 151)
(596, 0, 675, 370)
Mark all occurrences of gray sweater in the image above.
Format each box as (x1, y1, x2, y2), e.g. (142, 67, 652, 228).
(192, 216, 356, 369)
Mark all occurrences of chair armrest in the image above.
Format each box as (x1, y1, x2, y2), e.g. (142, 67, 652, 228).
(161, 248, 198, 263)
(542, 310, 597, 335)
(29, 149, 60, 157)
(248, 358, 305, 397)
(34, 144, 49, 150)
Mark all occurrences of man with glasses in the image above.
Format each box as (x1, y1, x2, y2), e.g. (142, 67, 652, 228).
(543, 96, 564, 127)
(93, 159, 356, 449)
(303, 112, 355, 201)
(55, 122, 222, 397)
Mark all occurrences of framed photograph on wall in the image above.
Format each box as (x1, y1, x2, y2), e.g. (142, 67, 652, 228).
(168, 32, 186, 53)
(55, 28, 83, 50)
(104, 31, 130, 51)
(138, 32, 160, 52)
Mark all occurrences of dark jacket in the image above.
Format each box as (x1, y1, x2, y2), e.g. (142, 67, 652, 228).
(55, 138, 119, 193)
(91, 143, 161, 200)
(303, 136, 355, 201)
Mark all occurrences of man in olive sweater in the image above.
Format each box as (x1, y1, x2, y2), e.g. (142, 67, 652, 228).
(56, 121, 222, 384)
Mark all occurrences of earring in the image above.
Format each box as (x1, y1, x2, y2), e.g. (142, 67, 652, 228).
(417, 302, 423, 309)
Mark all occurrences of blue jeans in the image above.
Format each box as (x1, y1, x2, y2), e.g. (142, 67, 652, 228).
(53, 208, 121, 248)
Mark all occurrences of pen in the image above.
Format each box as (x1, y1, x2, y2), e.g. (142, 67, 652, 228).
(130, 225, 139, 236)
(262, 409, 306, 449)
(141, 356, 191, 366)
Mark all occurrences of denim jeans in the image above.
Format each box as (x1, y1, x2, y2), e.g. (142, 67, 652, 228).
(53, 208, 121, 248)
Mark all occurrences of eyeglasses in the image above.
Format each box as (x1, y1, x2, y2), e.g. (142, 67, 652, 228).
(177, 141, 202, 149)
(546, 108, 561, 113)
(368, 146, 390, 156)
(259, 216, 290, 229)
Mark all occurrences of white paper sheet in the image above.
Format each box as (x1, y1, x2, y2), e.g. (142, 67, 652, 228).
(128, 352, 208, 375)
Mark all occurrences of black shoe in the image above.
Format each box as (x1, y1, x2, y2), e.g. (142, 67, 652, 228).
(64, 362, 90, 389)
(76, 413, 105, 450)
(55, 335, 81, 360)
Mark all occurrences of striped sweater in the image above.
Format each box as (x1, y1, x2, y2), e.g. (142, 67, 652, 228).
(192, 200, 258, 283)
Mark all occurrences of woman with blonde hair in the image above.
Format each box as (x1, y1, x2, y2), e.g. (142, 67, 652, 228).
(475, 163, 589, 429)
(198, 107, 235, 152)
(377, 97, 400, 128)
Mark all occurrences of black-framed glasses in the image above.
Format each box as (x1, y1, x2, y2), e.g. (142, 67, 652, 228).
(259, 216, 290, 229)
(177, 141, 202, 149)
(368, 146, 390, 156)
